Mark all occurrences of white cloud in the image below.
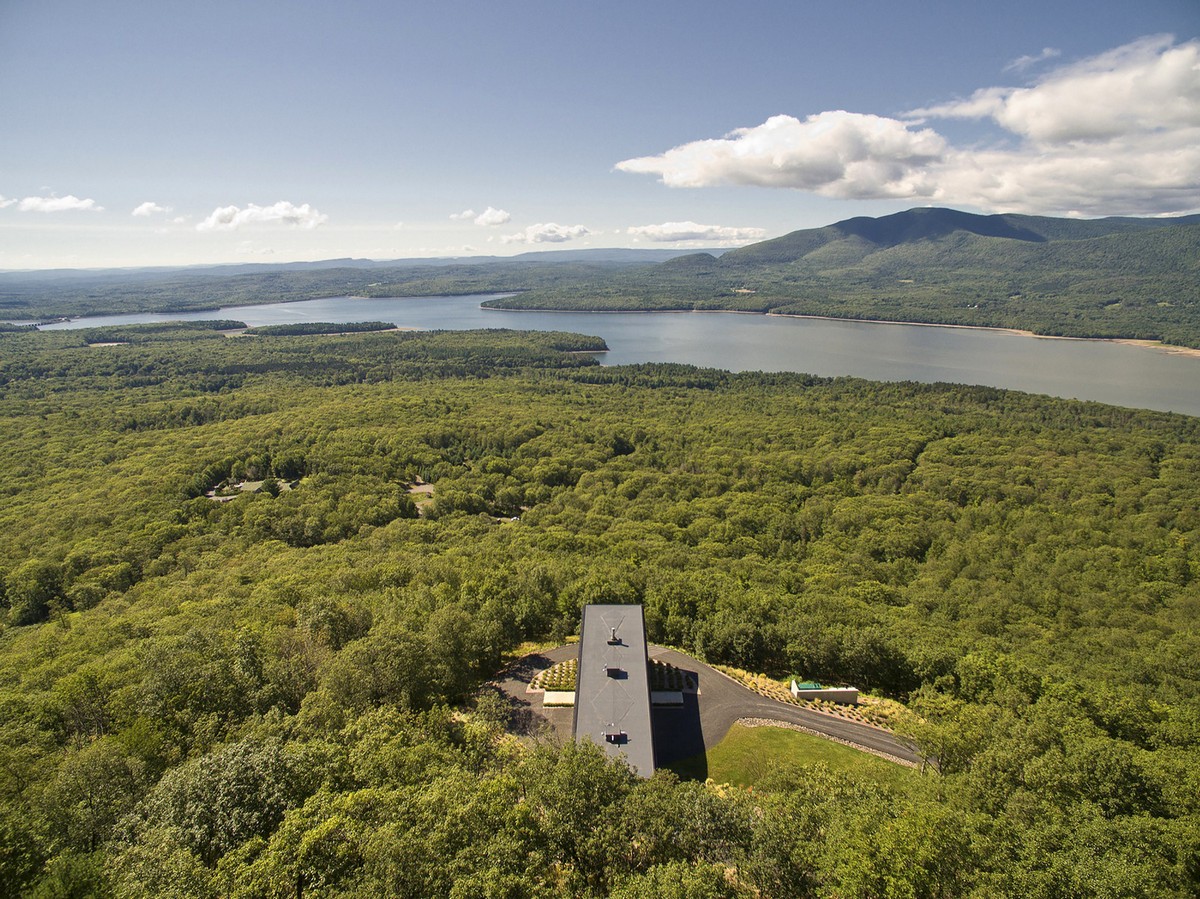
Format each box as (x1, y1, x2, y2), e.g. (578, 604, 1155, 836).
(1003, 47, 1061, 73)
(451, 206, 511, 226)
(132, 201, 169, 217)
(627, 221, 766, 243)
(617, 36, 1200, 216)
(0, 195, 15, 209)
(616, 111, 946, 198)
(473, 206, 510, 226)
(912, 35, 1198, 142)
(17, 195, 103, 213)
(501, 222, 591, 244)
(196, 201, 328, 231)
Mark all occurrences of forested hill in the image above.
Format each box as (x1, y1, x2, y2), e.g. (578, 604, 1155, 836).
(717, 206, 1200, 263)
(5, 207, 1199, 347)
(487, 208, 1200, 348)
(1, 325, 1199, 895)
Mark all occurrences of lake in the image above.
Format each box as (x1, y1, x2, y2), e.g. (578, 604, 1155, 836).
(38, 294, 1200, 417)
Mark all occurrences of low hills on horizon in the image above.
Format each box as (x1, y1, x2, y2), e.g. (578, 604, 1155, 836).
(488, 206, 1200, 348)
(3, 206, 1199, 347)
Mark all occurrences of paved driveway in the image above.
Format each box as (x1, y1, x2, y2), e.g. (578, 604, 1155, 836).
(486, 643, 579, 738)
(488, 643, 921, 768)
(647, 646, 920, 766)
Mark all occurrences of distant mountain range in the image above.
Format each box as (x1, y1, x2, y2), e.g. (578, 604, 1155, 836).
(3, 207, 1197, 347)
(487, 207, 1200, 348)
(0, 247, 701, 282)
(0, 249, 706, 321)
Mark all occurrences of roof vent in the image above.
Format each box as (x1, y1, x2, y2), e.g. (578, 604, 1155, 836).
(603, 728, 628, 744)
(607, 626, 620, 645)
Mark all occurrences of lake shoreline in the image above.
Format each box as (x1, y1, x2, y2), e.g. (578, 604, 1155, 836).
(28, 294, 1200, 416)
(33, 293, 1200, 359)
(764, 311, 1200, 359)
(480, 301, 1200, 359)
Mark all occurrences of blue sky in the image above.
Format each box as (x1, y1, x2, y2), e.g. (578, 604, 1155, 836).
(1, 0, 1197, 269)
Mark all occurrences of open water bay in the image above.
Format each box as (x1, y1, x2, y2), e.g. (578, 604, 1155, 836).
(40, 294, 1200, 417)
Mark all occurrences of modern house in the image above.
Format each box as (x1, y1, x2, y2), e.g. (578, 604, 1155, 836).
(572, 604, 656, 776)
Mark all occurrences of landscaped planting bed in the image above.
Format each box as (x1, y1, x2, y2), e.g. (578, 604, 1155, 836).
(712, 665, 910, 730)
(650, 659, 696, 691)
(533, 658, 578, 692)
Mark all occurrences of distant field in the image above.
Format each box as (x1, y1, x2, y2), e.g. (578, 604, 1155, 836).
(669, 723, 920, 790)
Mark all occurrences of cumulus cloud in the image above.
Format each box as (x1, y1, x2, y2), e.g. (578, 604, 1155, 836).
(911, 35, 1198, 142)
(132, 201, 169, 217)
(617, 111, 946, 198)
(196, 201, 328, 232)
(501, 222, 591, 244)
(617, 36, 1200, 216)
(0, 196, 15, 209)
(17, 195, 103, 213)
(627, 221, 766, 243)
(451, 206, 512, 226)
(472, 206, 510, 226)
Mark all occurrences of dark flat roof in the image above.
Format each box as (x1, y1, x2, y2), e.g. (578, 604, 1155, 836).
(573, 604, 656, 776)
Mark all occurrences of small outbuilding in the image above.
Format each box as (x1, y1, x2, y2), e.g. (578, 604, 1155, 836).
(790, 679, 859, 705)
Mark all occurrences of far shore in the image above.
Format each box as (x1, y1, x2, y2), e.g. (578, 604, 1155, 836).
(763, 311, 1200, 359)
(1106, 338, 1200, 359)
(479, 302, 1200, 359)
(221, 325, 419, 338)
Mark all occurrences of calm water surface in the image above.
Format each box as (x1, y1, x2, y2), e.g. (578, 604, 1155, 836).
(39, 294, 1200, 417)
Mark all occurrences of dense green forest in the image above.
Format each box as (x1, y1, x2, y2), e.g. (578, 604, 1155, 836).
(1, 325, 1198, 896)
(4, 207, 1198, 349)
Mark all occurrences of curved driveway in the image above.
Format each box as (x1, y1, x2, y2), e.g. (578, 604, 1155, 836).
(491, 643, 920, 767)
(647, 646, 919, 766)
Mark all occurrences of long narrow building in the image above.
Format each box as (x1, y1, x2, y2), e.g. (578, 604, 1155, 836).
(572, 604, 656, 776)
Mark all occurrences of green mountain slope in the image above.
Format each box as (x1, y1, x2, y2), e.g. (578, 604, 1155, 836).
(492, 208, 1200, 346)
(717, 207, 1200, 266)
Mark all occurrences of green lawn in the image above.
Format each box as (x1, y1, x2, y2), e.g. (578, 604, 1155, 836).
(668, 724, 920, 791)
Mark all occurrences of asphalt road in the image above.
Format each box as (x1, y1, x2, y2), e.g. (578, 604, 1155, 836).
(490, 643, 921, 767)
(648, 646, 920, 765)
